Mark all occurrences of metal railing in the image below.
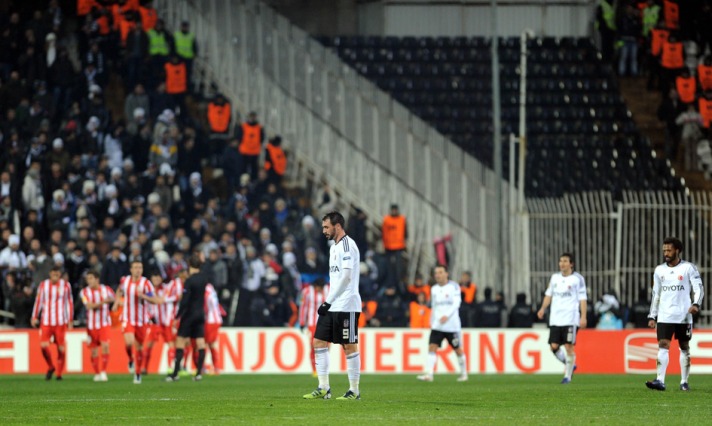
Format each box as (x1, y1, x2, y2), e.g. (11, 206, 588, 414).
(156, 0, 529, 298)
(529, 191, 712, 326)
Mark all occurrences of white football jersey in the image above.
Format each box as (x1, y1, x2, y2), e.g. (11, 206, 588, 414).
(430, 280, 462, 333)
(545, 272, 587, 326)
(327, 235, 361, 312)
(649, 260, 704, 324)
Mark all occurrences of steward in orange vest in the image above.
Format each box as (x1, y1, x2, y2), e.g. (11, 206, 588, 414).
(676, 72, 696, 104)
(264, 136, 287, 185)
(661, 37, 684, 69)
(236, 111, 265, 180)
(650, 27, 669, 57)
(699, 57, 712, 92)
(164, 56, 187, 95)
(139, 2, 158, 31)
(407, 274, 431, 302)
(409, 295, 431, 329)
(382, 204, 407, 251)
(78, 0, 98, 16)
(663, 0, 678, 29)
(699, 94, 712, 128)
(207, 94, 231, 134)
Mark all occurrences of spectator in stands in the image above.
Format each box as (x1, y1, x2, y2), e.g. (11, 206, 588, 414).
(474, 287, 505, 328)
(10, 279, 34, 328)
(348, 207, 369, 254)
(222, 138, 241, 193)
(264, 136, 287, 187)
(373, 285, 407, 327)
(0, 233, 27, 276)
(173, 21, 197, 92)
(617, 3, 642, 77)
(147, 19, 172, 90)
(459, 271, 477, 327)
(628, 285, 652, 328)
(407, 273, 431, 302)
(101, 244, 128, 290)
(382, 203, 407, 295)
(124, 20, 148, 91)
(595, 288, 623, 330)
(676, 104, 704, 170)
(235, 111, 265, 181)
(409, 291, 431, 328)
(508, 292, 535, 328)
(657, 87, 683, 162)
(235, 245, 264, 326)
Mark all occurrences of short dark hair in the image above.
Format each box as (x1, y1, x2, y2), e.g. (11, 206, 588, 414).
(86, 270, 100, 279)
(188, 253, 203, 269)
(321, 211, 345, 228)
(560, 252, 575, 265)
(663, 237, 684, 252)
(50, 265, 62, 273)
(130, 259, 143, 267)
(434, 264, 448, 273)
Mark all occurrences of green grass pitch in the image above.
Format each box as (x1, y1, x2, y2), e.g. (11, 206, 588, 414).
(2, 373, 712, 424)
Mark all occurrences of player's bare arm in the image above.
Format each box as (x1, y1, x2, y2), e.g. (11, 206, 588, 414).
(579, 300, 587, 329)
(537, 295, 552, 319)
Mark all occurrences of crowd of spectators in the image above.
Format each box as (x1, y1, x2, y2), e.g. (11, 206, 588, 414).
(597, 0, 712, 173)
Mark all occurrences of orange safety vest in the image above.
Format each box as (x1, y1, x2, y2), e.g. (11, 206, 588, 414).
(663, 0, 679, 29)
(699, 98, 712, 128)
(676, 76, 696, 104)
(461, 283, 477, 305)
(407, 284, 431, 301)
(650, 28, 669, 57)
(264, 144, 287, 176)
(124, 0, 140, 11)
(111, 4, 130, 30)
(164, 62, 187, 94)
(239, 123, 263, 155)
(661, 40, 683, 69)
(77, 0, 98, 16)
(359, 301, 378, 327)
(382, 215, 406, 251)
(698, 65, 712, 92)
(97, 14, 111, 35)
(409, 302, 431, 329)
(208, 101, 231, 133)
(139, 6, 158, 31)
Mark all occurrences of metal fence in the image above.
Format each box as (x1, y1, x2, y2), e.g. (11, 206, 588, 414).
(529, 191, 712, 326)
(156, 0, 530, 299)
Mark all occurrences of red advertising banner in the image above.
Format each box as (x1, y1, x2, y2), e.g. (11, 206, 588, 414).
(1, 328, 711, 375)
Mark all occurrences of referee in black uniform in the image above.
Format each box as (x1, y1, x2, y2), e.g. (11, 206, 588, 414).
(166, 253, 209, 382)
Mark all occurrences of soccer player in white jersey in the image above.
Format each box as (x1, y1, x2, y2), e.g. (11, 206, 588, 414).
(80, 270, 115, 382)
(536, 252, 587, 384)
(645, 237, 704, 391)
(303, 211, 362, 401)
(417, 264, 468, 382)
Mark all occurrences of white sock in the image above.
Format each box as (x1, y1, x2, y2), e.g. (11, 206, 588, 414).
(554, 347, 566, 364)
(657, 348, 669, 383)
(425, 352, 437, 375)
(565, 354, 576, 379)
(680, 349, 690, 384)
(315, 347, 330, 390)
(346, 352, 360, 394)
(458, 354, 467, 376)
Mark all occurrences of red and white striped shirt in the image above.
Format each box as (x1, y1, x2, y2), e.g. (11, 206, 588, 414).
(298, 284, 329, 329)
(32, 279, 74, 326)
(120, 275, 155, 326)
(154, 278, 183, 326)
(81, 284, 115, 330)
(205, 284, 224, 325)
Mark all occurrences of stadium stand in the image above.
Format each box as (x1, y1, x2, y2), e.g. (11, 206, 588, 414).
(317, 35, 683, 197)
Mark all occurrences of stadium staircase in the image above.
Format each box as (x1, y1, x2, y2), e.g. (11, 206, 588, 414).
(618, 76, 712, 191)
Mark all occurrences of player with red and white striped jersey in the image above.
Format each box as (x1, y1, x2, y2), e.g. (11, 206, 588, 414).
(143, 270, 184, 374)
(298, 278, 329, 374)
(80, 270, 115, 382)
(204, 283, 225, 374)
(113, 260, 164, 384)
(31, 266, 74, 380)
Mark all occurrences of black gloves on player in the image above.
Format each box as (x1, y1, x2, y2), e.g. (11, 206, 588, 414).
(318, 302, 331, 316)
